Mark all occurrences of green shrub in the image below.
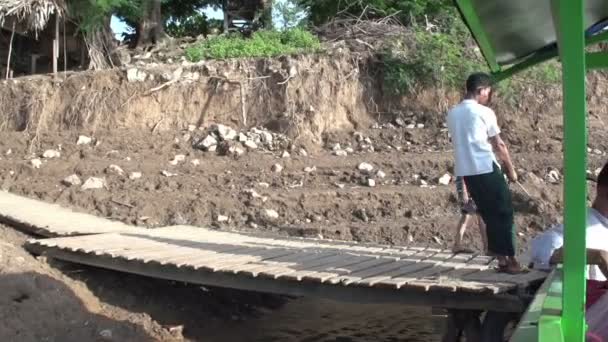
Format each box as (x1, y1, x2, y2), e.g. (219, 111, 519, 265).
(382, 24, 484, 96)
(185, 28, 322, 61)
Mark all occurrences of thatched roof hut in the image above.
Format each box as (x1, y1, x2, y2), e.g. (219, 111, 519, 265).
(0, 0, 65, 34)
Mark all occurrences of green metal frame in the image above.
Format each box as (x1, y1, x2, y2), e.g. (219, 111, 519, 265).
(453, 1, 608, 342)
(454, 0, 501, 72)
(555, 1, 588, 341)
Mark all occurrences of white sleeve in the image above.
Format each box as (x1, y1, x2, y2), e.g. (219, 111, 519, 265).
(529, 229, 564, 270)
(485, 109, 501, 138)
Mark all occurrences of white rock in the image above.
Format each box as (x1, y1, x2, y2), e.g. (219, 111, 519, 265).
(358, 162, 374, 174)
(546, 169, 561, 184)
(593, 149, 603, 155)
(172, 67, 184, 80)
(243, 140, 258, 150)
(406, 124, 415, 129)
(62, 174, 82, 186)
(298, 148, 308, 157)
(354, 132, 364, 142)
(262, 209, 280, 221)
(438, 173, 452, 186)
(216, 215, 229, 223)
(169, 154, 186, 165)
(595, 168, 603, 177)
(416, 123, 425, 129)
(229, 146, 245, 156)
(191, 159, 201, 166)
(238, 133, 248, 142)
(304, 166, 317, 173)
(129, 172, 142, 180)
(126, 68, 147, 82)
(376, 170, 386, 179)
(81, 177, 106, 190)
(367, 179, 376, 187)
(244, 189, 268, 202)
(333, 150, 348, 157)
(272, 164, 283, 173)
(332, 143, 342, 151)
(433, 236, 442, 244)
(77, 135, 92, 145)
(345, 147, 355, 154)
(258, 182, 270, 188)
(187, 124, 197, 132)
(334, 183, 345, 189)
(5, 149, 11, 155)
(42, 149, 61, 159)
(30, 159, 42, 169)
(420, 179, 428, 186)
(281, 151, 291, 158)
(260, 131, 273, 144)
(199, 135, 218, 151)
(106, 164, 124, 176)
(208, 145, 217, 152)
(161, 170, 177, 177)
(99, 329, 113, 340)
(214, 124, 238, 141)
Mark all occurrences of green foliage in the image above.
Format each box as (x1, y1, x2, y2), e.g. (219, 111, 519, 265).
(298, 0, 453, 27)
(166, 13, 209, 38)
(69, 0, 132, 32)
(274, 0, 308, 30)
(185, 28, 321, 61)
(382, 22, 484, 95)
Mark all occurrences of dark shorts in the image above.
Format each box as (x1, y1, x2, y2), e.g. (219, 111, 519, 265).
(464, 164, 515, 257)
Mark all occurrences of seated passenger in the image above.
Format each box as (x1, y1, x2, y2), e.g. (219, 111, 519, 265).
(525, 161, 608, 281)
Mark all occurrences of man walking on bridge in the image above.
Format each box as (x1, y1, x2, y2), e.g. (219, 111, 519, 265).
(447, 72, 525, 274)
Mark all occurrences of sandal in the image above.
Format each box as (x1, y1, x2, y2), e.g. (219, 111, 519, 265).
(495, 263, 530, 274)
(452, 247, 476, 254)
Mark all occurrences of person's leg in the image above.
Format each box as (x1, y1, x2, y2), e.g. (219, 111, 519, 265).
(476, 215, 488, 254)
(453, 214, 471, 253)
(465, 165, 523, 273)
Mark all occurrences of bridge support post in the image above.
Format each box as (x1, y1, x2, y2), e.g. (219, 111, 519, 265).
(442, 309, 482, 342)
(442, 310, 515, 342)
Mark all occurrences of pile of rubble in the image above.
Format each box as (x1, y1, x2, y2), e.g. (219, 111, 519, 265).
(192, 124, 292, 157)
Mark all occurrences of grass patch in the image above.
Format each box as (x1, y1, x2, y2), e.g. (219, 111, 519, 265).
(382, 23, 484, 96)
(185, 28, 322, 61)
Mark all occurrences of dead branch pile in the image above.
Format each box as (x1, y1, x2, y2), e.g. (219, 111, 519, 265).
(314, 10, 413, 53)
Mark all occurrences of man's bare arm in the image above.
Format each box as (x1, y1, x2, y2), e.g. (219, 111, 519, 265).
(550, 248, 608, 279)
(489, 134, 517, 181)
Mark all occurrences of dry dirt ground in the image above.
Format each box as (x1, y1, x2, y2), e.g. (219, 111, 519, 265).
(0, 120, 606, 341)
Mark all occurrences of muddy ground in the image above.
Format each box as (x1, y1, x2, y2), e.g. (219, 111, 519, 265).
(1, 122, 606, 250)
(0, 120, 606, 341)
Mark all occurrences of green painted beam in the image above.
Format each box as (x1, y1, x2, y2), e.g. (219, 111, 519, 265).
(554, 0, 588, 341)
(586, 30, 608, 46)
(539, 269, 564, 342)
(455, 0, 501, 72)
(493, 31, 608, 82)
(586, 51, 608, 70)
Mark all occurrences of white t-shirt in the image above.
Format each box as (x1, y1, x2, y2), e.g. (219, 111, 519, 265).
(525, 208, 608, 281)
(447, 99, 500, 177)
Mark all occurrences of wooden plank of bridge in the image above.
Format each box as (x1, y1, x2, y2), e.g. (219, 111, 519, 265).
(26, 231, 541, 313)
(286, 248, 423, 283)
(0, 191, 134, 237)
(427, 255, 496, 292)
(356, 249, 452, 287)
